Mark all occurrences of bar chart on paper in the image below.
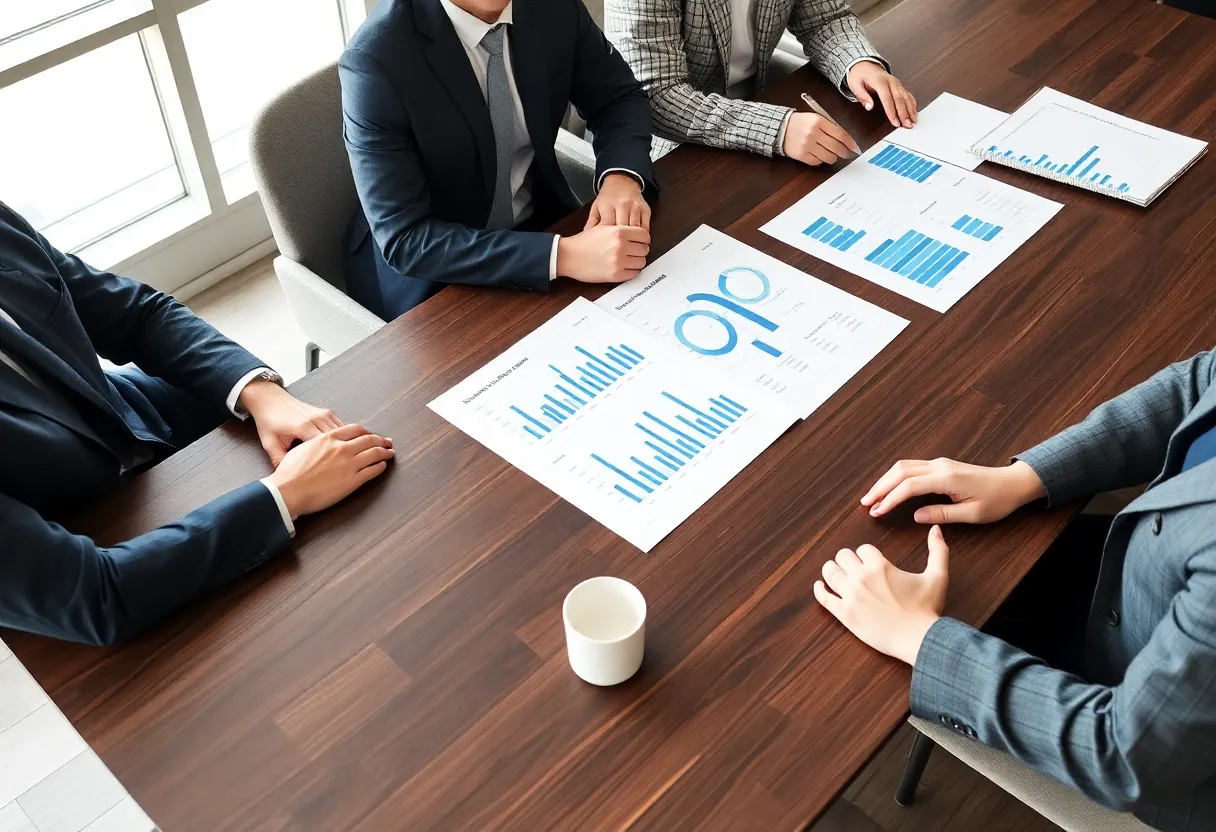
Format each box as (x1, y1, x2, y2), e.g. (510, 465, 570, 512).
(865, 230, 969, 288)
(988, 142, 1130, 192)
(867, 144, 943, 183)
(599, 226, 908, 419)
(592, 391, 750, 503)
(430, 298, 795, 551)
(761, 141, 1062, 311)
(512, 341, 646, 438)
(971, 88, 1208, 205)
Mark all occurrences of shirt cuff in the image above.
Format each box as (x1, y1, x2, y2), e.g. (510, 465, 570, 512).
(596, 168, 645, 194)
(227, 367, 282, 419)
(549, 235, 560, 282)
(840, 57, 886, 102)
(259, 477, 296, 537)
(775, 110, 794, 157)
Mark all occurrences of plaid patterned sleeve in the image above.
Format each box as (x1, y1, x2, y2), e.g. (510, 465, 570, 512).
(1016, 349, 1216, 505)
(912, 544, 1216, 816)
(605, 0, 794, 156)
(786, 0, 887, 98)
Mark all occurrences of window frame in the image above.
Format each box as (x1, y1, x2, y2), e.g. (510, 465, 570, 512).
(0, 0, 376, 296)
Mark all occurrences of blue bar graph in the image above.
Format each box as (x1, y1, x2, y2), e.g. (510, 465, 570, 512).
(864, 230, 970, 289)
(868, 144, 941, 183)
(592, 391, 749, 503)
(803, 216, 867, 252)
(952, 214, 1003, 241)
(988, 143, 1129, 192)
(513, 341, 646, 437)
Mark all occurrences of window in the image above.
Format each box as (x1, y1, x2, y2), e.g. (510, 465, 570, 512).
(181, 0, 347, 202)
(0, 0, 372, 294)
(0, 35, 184, 253)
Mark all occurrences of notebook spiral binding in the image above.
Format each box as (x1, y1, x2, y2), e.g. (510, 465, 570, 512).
(968, 147, 1130, 201)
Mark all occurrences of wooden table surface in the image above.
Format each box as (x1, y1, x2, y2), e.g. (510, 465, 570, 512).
(9, 0, 1215, 829)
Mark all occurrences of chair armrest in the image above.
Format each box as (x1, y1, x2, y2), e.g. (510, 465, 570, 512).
(907, 717, 1153, 831)
(555, 128, 597, 205)
(273, 256, 385, 359)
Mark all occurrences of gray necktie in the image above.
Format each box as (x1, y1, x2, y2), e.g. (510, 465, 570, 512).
(480, 24, 516, 230)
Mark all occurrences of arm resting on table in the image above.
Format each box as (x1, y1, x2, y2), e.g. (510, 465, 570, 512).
(604, 0, 793, 156)
(1017, 348, 1216, 504)
(912, 546, 1216, 814)
(787, 0, 887, 98)
(568, 0, 658, 199)
(0, 204, 265, 405)
(0, 484, 292, 646)
(339, 48, 552, 291)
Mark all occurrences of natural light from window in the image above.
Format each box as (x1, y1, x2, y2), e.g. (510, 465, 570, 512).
(0, 34, 184, 253)
(181, 0, 345, 203)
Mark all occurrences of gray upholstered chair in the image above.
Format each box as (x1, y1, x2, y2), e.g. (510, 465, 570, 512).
(249, 62, 598, 373)
(898, 718, 1154, 831)
(249, 63, 385, 373)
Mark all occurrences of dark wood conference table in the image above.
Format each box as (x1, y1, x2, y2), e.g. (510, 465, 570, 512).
(8, 0, 1215, 829)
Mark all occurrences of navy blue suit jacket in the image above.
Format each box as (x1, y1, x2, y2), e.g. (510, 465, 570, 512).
(340, 0, 658, 319)
(0, 203, 291, 646)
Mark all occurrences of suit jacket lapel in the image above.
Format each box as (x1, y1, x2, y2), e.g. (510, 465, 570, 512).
(0, 311, 117, 415)
(507, 9, 562, 189)
(415, 0, 497, 203)
(0, 319, 118, 451)
(755, 0, 793, 87)
(701, 0, 733, 85)
(1126, 387, 1216, 512)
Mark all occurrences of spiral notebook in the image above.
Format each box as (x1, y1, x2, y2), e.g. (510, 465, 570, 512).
(969, 87, 1207, 207)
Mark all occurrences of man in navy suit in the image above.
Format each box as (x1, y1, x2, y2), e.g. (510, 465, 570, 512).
(0, 202, 394, 646)
(341, 0, 660, 319)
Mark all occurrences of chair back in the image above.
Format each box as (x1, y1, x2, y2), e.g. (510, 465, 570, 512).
(249, 62, 357, 290)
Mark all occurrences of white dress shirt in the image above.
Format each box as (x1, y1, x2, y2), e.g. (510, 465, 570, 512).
(438, 0, 646, 281)
(439, 0, 561, 278)
(0, 305, 294, 536)
(727, 0, 759, 87)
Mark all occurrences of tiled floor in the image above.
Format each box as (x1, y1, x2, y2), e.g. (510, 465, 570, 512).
(0, 639, 156, 832)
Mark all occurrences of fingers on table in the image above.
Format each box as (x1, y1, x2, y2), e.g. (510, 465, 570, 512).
(861, 459, 932, 507)
(873, 80, 901, 128)
(331, 423, 373, 441)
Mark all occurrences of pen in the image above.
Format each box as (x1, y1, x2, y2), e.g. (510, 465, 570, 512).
(800, 92, 841, 128)
(800, 92, 860, 155)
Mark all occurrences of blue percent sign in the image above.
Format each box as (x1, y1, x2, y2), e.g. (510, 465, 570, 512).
(673, 266, 782, 357)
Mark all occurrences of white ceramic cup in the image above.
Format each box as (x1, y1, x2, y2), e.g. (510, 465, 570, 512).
(563, 576, 647, 686)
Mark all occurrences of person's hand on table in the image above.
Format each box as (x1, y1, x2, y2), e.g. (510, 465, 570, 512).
(783, 112, 860, 166)
(847, 61, 918, 129)
(861, 458, 1046, 524)
(268, 424, 394, 519)
(585, 172, 651, 231)
(815, 526, 949, 665)
(557, 225, 651, 284)
(238, 379, 344, 468)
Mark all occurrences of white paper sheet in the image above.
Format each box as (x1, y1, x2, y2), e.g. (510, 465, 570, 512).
(761, 142, 1063, 312)
(886, 92, 1007, 171)
(429, 299, 797, 552)
(971, 86, 1208, 204)
(597, 226, 908, 419)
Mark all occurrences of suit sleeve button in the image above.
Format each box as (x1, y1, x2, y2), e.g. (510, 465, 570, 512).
(1107, 609, 1120, 627)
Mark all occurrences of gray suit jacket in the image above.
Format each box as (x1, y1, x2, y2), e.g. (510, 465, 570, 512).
(912, 349, 1216, 832)
(604, 0, 884, 156)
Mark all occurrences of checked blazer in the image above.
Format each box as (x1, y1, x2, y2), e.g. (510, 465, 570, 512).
(913, 348, 1216, 832)
(605, 0, 885, 156)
